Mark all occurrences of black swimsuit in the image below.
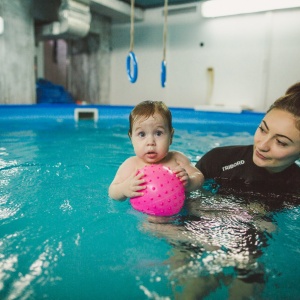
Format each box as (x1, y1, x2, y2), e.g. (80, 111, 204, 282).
(196, 145, 300, 197)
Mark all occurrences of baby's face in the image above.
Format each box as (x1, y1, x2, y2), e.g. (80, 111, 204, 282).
(131, 112, 172, 164)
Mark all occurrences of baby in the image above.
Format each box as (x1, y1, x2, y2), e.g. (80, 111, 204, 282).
(108, 100, 204, 201)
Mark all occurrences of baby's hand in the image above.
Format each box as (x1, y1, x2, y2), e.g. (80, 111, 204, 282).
(172, 166, 189, 187)
(124, 171, 146, 198)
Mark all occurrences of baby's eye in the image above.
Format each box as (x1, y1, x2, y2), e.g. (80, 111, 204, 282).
(155, 130, 164, 136)
(138, 131, 145, 137)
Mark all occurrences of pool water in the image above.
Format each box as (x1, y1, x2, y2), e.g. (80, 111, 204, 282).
(0, 110, 299, 299)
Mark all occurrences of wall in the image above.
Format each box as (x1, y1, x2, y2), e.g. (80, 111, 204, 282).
(43, 40, 68, 88)
(110, 4, 300, 111)
(1, 2, 300, 108)
(39, 13, 111, 104)
(0, 1, 111, 105)
(0, 0, 35, 104)
(68, 13, 111, 104)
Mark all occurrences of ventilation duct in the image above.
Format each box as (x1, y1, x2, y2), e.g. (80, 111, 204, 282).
(36, 0, 91, 40)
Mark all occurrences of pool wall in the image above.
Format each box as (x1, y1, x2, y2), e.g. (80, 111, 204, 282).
(0, 104, 264, 127)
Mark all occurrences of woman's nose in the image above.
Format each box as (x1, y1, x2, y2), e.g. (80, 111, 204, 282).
(257, 137, 271, 152)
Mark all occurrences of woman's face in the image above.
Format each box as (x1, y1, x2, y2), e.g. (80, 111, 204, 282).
(253, 109, 300, 173)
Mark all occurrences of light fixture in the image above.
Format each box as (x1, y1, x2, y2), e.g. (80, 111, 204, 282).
(201, 0, 300, 18)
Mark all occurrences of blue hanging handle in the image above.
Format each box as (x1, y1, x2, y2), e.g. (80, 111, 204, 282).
(161, 60, 167, 88)
(126, 51, 138, 83)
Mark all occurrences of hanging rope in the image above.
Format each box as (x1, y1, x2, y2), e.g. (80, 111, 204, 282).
(126, 0, 138, 83)
(130, 0, 135, 52)
(161, 0, 168, 88)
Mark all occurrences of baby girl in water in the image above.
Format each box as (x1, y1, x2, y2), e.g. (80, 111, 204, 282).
(108, 100, 203, 201)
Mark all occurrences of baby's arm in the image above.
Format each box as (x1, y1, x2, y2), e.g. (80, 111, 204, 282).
(172, 152, 204, 192)
(108, 159, 146, 201)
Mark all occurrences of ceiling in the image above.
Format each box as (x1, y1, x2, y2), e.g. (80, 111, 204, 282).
(33, 0, 205, 27)
(118, 0, 203, 9)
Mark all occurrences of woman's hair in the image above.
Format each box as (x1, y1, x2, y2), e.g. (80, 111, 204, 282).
(128, 100, 173, 136)
(267, 82, 300, 131)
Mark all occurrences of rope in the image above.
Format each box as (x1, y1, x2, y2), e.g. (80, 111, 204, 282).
(130, 0, 135, 52)
(162, 0, 168, 61)
(127, 0, 138, 83)
(161, 0, 168, 87)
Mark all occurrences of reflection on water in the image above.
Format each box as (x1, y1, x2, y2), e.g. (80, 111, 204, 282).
(0, 120, 299, 299)
(142, 189, 296, 299)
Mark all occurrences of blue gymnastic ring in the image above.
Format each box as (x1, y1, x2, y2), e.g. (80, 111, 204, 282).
(126, 51, 138, 83)
(161, 60, 167, 88)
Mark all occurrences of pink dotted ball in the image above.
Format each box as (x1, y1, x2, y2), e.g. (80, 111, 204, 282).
(130, 164, 185, 216)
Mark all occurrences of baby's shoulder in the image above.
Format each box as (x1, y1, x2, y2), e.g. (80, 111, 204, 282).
(169, 150, 190, 163)
(120, 156, 139, 167)
(170, 150, 187, 158)
(116, 156, 140, 178)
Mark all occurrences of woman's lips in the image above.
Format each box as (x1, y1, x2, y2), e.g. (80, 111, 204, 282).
(255, 150, 267, 160)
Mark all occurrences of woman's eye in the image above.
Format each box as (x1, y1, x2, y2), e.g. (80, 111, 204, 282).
(277, 140, 288, 147)
(258, 126, 265, 133)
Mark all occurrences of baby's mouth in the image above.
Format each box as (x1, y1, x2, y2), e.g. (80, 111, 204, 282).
(146, 151, 157, 158)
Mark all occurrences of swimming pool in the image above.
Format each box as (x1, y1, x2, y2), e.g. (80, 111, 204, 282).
(0, 105, 299, 299)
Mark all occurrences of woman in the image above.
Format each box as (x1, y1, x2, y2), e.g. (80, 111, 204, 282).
(196, 82, 300, 196)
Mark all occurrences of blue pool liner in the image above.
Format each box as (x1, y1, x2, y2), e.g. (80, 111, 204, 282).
(0, 104, 264, 128)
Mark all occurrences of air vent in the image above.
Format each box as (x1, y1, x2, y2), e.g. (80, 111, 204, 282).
(74, 108, 99, 122)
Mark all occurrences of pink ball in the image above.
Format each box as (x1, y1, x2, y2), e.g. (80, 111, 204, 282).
(130, 164, 185, 216)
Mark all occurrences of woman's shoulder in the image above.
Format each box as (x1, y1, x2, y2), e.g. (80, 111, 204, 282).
(288, 162, 300, 177)
(209, 145, 252, 153)
(196, 145, 253, 174)
(204, 145, 253, 159)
